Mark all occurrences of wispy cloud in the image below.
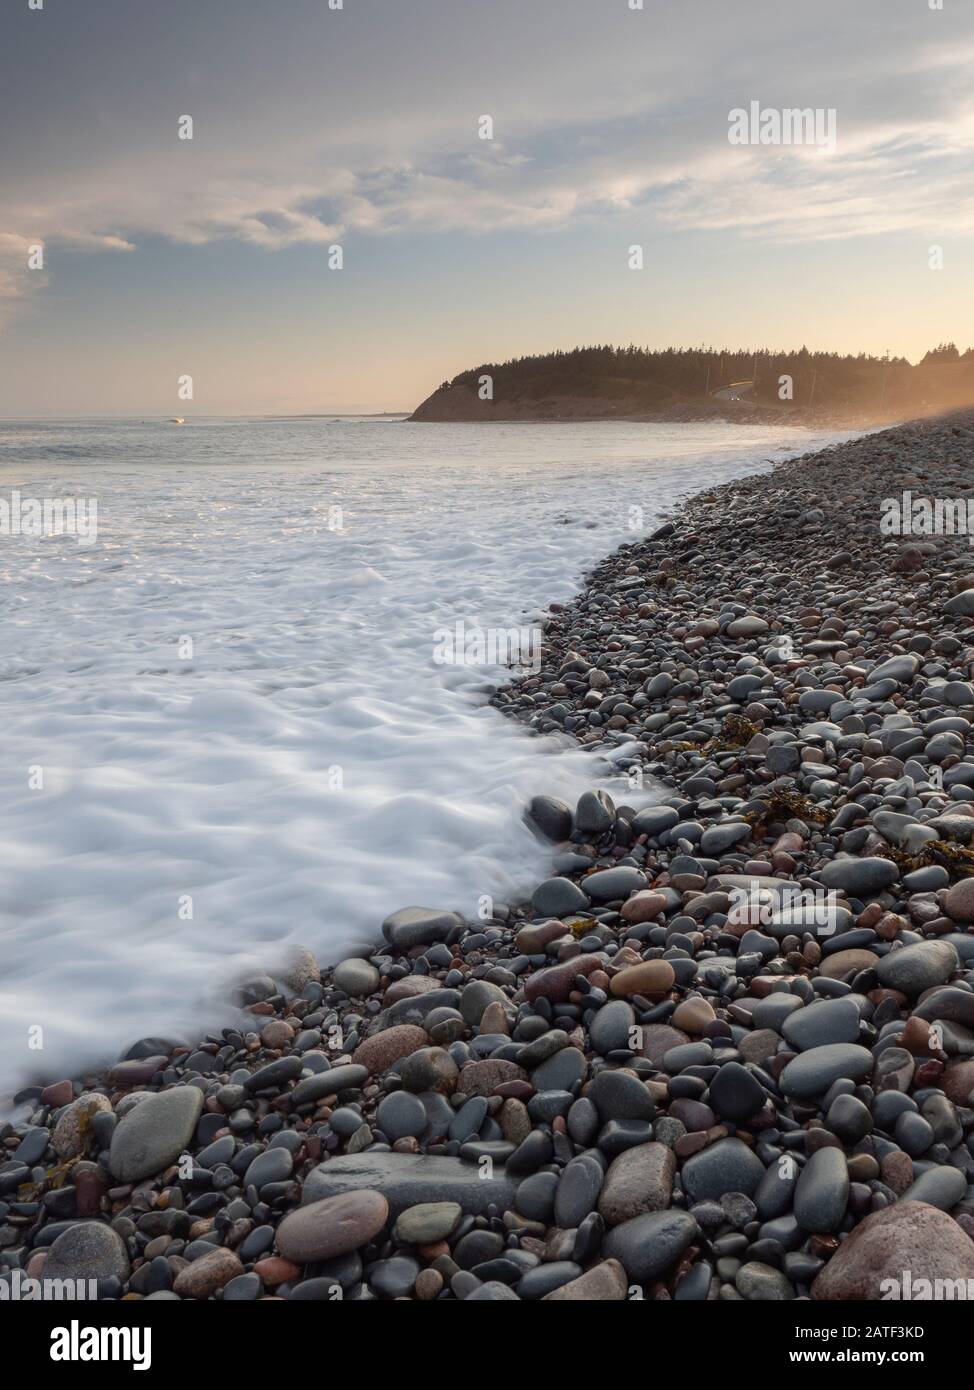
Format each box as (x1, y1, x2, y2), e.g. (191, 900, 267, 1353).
(2, 0, 973, 332)
(10, 108, 974, 266)
(7, 99, 974, 287)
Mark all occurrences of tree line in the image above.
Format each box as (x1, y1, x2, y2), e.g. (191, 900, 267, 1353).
(443, 344, 974, 412)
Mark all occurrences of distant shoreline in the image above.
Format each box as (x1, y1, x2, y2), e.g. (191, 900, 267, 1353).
(407, 396, 894, 430)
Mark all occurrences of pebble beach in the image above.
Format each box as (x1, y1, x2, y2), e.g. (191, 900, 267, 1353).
(7, 410, 974, 1304)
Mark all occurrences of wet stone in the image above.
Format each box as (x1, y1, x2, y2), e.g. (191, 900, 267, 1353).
(604, 1209, 698, 1282)
(681, 1138, 766, 1203)
(794, 1146, 849, 1234)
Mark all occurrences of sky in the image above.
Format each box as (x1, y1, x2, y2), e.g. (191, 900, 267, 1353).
(1, 0, 973, 416)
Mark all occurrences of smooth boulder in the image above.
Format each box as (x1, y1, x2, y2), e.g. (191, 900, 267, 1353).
(779, 1045, 874, 1100)
(812, 1201, 974, 1299)
(277, 1190, 389, 1263)
(108, 1086, 203, 1183)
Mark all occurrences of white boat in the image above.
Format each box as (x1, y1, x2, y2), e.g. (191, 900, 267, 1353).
(170, 417, 186, 424)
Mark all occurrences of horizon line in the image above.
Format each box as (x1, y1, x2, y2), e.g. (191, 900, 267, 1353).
(0, 411, 415, 423)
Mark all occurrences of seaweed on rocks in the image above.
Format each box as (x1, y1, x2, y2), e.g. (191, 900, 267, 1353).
(710, 714, 762, 750)
(741, 788, 829, 833)
(879, 837, 974, 880)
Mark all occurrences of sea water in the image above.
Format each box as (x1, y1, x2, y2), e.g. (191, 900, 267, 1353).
(0, 415, 853, 1096)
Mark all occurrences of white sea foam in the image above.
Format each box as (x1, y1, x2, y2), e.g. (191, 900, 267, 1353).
(0, 417, 855, 1097)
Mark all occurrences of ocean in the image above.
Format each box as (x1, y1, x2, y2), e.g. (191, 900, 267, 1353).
(0, 415, 853, 1098)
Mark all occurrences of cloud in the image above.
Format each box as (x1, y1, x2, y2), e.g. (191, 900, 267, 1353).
(0, 233, 48, 330)
(55, 233, 137, 253)
(7, 111, 974, 273)
(10, 102, 974, 264)
(2, 0, 974, 320)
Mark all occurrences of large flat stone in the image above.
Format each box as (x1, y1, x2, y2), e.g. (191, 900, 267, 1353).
(301, 1153, 518, 1219)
